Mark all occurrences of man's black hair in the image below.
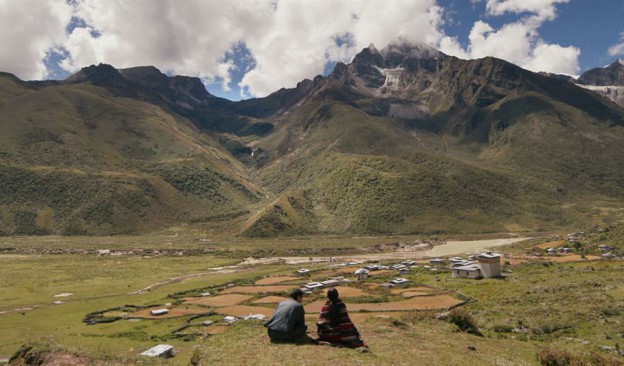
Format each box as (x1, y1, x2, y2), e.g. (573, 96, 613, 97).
(327, 288, 339, 302)
(290, 288, 304, 299)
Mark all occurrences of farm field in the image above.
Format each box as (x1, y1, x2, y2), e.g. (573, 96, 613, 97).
(1, 234, 623, 365)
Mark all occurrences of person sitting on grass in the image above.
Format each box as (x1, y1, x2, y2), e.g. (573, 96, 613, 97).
(265, 288, 314, 344)
(316, 288, 366, 348)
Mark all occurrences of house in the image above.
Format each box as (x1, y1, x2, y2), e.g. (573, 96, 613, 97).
(451, 252, 502, 279)
(321, 279, 340, 287)
(140, 344, 174, 358)
(598, 244, 611, 252)
(355, 268, 370, 281)
(477, 252, 502, 278)
(150, 309, 169, 316)
(401, 260, 417, 266)
(451, 264, 482, 279)
(304, 282, 324, 290)
(390, 278, 409, 285)
(429, 258, 444, 264)
(602, 252, 617, 260)
(296, 268, 310, 275)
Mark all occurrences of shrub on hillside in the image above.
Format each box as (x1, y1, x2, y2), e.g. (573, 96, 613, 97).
(448, 308, 482, 336)
(537, 346, 624, 366)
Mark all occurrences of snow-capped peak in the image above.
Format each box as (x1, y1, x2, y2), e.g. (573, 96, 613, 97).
(617, 58, 624, 66)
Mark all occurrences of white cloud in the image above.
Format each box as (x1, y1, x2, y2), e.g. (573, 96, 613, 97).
(55, 0, 445, 97)
(239, 0, 443, 96)
(485, 0, 569, 21)
(0, 0, 72, 80)
(439, 1, 579, 75)
(608, 32, 624, 57)
(0, 0, 582, 96)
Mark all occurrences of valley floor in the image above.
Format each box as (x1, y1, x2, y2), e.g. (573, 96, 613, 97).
(1, 233, 623, 365)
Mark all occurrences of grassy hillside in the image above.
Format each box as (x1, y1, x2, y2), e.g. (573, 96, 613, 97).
(0, 75, 259, 235)
(242, 96, 622, 237)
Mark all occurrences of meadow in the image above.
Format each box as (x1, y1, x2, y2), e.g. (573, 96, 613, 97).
(1, 232, 624, 365)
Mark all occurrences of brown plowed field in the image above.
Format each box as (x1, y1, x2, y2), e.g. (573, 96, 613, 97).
(546, 254, 600, 262)
(216, 305, 274, 318)
(390, 287, 433, 294)
(305, 312, 407, 324)
(305, 295, 461, 313)
(400, 291, 431, 298)
(221, 285, 296, 294)
(184, 294, 252, 307)
(255, 276, 299, 285)
(253, 296, 287, 304)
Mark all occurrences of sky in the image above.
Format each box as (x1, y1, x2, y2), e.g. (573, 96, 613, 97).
(1, 0, 623, 101)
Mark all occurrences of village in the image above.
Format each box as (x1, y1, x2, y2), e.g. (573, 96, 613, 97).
(83, 232, 621, 360)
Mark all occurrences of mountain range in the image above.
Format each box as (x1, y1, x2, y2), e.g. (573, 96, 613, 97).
(1, 41, 624, 236)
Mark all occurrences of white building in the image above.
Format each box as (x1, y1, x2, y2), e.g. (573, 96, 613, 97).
(451, 252, 502, 279)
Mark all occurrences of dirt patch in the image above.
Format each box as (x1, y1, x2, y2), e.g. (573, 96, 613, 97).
(390, 287, 433, 295)
(129, 305, 209, 319)
(306, 295, 462, 313)
(305, 312, 408, 324)
(184, 294, 252, 307)
(546, 254, 600, 263)
(255, 276, 299, 285)
(535, 240, 565, 249)
(216, 305, 274, 318)
(400, 292, 431, 298)
(204, 325, 230, 335)
(332, 286, 368, 297)
(304, 300, 328, 313)
(253, 296, 287, 304)
(221, 285, 295, 294)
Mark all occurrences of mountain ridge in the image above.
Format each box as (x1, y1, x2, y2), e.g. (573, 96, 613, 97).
(2, 43, 624, 236)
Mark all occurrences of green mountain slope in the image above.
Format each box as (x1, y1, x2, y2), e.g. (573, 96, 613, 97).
(239, 44, 624, 236)
(3, 42, 624, 237)
(0, 73, 259, 235)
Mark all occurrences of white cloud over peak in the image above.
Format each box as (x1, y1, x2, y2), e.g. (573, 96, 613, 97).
(0, 0, 582, 97)
(439, 0, 579, 75)
(608, 32, 624, 57)
(485, 0, 569, 21)
(239, 0, 443, 96)
(0, 0, 72, 80)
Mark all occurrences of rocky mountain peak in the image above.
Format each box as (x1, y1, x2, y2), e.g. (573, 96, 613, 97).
(578, 59, 624, 86)
(64, 63, 124, 84)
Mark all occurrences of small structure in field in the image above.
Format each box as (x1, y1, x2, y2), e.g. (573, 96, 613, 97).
(141, 344, 174, 358)
(390, 278, 409, 285)
(150, 308, 169, 316)
(321, 279, 340, 287)
(477, 252, 502, 278)
(304, 282, 324, 290)
(451, 264, 482, 279)
(355, 268, 370, 281)
(296, 268, 310, 275)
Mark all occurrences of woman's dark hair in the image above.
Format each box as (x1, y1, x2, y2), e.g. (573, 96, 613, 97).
(327, 288, 339, 302)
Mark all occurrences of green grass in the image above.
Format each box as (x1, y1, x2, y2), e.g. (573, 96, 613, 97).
(3, 234, 624, 365)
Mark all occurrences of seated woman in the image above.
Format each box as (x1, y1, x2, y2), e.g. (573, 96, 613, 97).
(316, 288, 366, 348)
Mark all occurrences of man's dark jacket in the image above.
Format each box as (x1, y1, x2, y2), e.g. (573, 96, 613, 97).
(264, 298, 307, 341)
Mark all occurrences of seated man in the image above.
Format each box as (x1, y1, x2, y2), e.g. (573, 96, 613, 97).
(316, 288, 366, 348)
(265, 288, 311, 343)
